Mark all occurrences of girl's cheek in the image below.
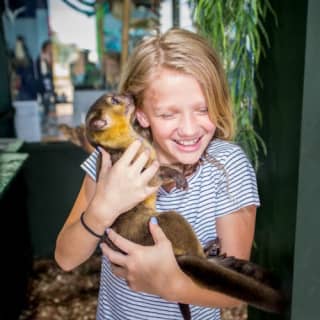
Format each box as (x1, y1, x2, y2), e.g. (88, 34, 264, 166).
(202, 118, 216, 132)
(154, 121, 176, 133)
(209, 123, 216, 132)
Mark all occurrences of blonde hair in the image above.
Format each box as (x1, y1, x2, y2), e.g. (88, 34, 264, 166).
(119, 28, 235, 140)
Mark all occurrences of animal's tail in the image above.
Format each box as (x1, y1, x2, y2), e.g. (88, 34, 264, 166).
(177, 255, 288, 314)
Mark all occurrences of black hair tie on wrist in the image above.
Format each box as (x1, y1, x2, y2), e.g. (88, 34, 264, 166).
(80, 212, 104, 239)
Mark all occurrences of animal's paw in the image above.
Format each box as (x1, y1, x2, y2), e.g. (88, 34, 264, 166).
(158, 165, 188, 190)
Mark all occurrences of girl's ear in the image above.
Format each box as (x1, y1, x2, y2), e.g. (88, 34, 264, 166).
(135, 109, 150, 128)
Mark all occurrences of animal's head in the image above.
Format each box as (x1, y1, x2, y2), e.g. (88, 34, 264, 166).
(85, 93, 135, 150)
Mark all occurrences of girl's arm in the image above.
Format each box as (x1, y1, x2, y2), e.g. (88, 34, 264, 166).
(216, 205, 256, 259)
(54, 174, 101, 271)
(100, 205, 256, 308)
(55, 141, 159, 271)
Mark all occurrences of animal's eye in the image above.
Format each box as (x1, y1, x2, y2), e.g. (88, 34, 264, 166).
(111, 96, 119, 105)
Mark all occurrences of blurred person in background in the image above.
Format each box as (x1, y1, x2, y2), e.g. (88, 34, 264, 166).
(11, 35, 37, 101)
(35, 40, 55, 120)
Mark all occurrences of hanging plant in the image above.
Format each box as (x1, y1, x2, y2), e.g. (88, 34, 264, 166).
(191, 0, 276, 170)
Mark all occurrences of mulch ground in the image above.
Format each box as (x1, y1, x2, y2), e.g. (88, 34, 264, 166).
(19, 255, 247, 320)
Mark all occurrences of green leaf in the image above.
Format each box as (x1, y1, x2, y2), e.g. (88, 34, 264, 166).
(190, 0, 277, 170)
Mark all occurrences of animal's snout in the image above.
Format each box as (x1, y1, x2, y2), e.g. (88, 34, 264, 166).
(89, 118, 108, 130)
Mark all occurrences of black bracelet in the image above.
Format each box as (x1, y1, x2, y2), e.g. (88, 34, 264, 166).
(80, 212, 104, 239)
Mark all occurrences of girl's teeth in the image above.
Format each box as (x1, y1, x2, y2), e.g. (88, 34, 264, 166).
(177, 139, 198, 146)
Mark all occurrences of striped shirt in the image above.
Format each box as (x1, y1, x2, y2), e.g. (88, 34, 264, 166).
(81, 139, 260, 320)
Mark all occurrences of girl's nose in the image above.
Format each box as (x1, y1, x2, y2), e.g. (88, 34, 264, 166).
(177, 113, 198, 136)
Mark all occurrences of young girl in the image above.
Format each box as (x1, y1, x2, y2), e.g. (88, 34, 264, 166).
(55, 28, 260, 320)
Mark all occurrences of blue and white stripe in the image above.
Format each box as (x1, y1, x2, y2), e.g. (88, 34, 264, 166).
(81, 139, 260, 320)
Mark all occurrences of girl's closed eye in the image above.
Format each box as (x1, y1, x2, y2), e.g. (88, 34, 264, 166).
(197, 107, 208, 114)
(158, 112, 176, 119)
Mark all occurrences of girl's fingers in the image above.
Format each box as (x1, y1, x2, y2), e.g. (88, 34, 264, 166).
(100, 242, 127, 266)
(141, 160, 160, 184)
(133, 149, 150, 173)
(98, 147, 112, 177)
(119, 140, 142, 165)
(149, 218, 169, 244)
(106, 228, 140, 254)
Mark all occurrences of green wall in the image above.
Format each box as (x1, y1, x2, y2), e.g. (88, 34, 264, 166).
(291, 0, 320, 319)
(249, 0, 309, 319)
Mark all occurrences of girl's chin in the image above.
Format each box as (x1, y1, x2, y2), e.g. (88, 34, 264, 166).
(157, 151, 201, 165)
(168, 148, 203, 165)
(174, 154, 202, 165)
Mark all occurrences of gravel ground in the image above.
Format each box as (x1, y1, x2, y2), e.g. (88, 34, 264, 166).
(19, 256, 247, 320)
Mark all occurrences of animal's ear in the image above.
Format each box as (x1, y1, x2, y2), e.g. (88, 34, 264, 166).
(136, 109, 150, 128)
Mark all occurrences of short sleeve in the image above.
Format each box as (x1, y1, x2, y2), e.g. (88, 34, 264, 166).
(80, 149, 100, 181)
(215, 146, 260, 217)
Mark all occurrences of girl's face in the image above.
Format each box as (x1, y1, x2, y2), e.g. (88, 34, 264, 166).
(136, 68, 216, 165)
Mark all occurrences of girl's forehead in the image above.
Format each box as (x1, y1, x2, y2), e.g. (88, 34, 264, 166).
(149, 67, 187, 80)
(143, 86, 159, 104)
(140, 67, 206, 110)
(143, 80, 206, 111)
(147, 69, 199, 92)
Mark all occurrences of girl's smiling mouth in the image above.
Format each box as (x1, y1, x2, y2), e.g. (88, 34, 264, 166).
(173, 137, 202, 151)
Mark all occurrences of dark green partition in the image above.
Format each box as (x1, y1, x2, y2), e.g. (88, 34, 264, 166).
(1, 161, 31, 320)
(249, 0, 309, 319)
(20, 142, 88, 258)
(291, 0, 320, 319)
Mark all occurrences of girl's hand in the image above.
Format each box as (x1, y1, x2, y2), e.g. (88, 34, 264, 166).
(87, 140, 160, 227)
(100, 218, 187, 300)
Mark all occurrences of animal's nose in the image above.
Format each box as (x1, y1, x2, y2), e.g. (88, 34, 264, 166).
(90, 118, 107, 130)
